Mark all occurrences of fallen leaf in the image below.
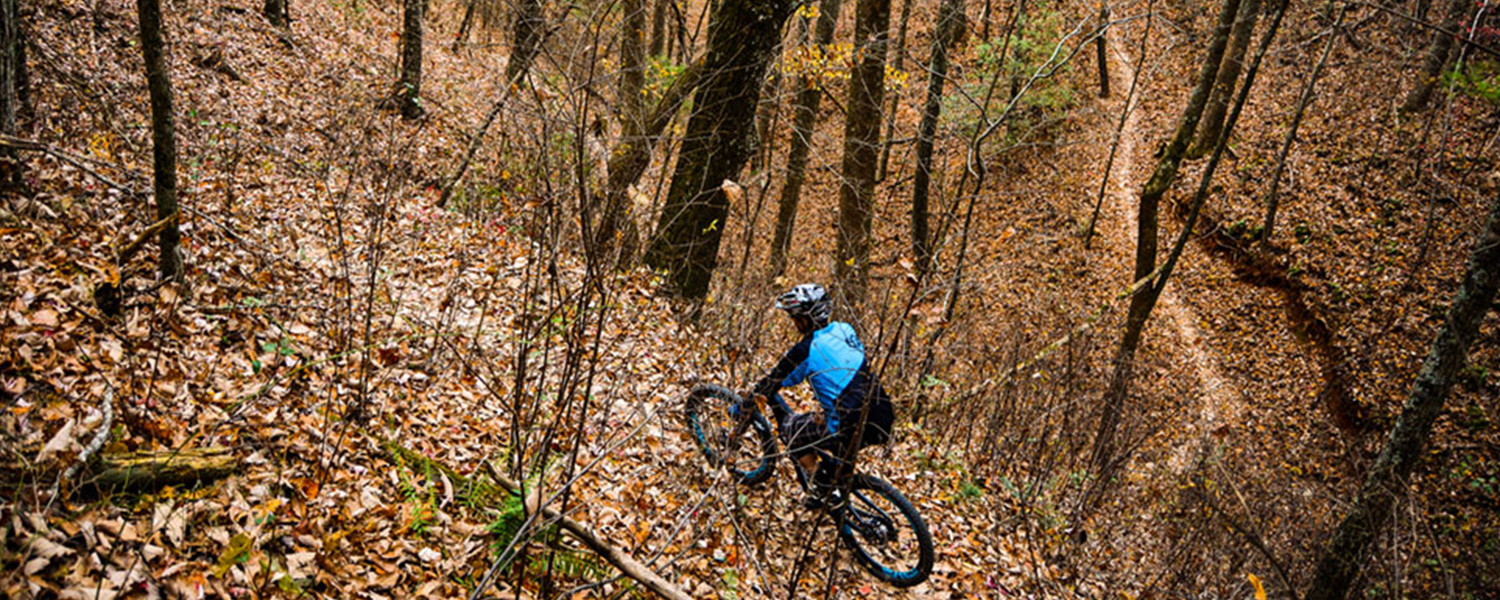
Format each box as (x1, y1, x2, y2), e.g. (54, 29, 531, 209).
(36, 420, 77, 464)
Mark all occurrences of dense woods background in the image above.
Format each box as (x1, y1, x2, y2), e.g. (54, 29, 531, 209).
(1, 0, 1497, 596)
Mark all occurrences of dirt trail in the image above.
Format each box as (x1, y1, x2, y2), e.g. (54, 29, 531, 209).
(1099, 32, 1244, 471)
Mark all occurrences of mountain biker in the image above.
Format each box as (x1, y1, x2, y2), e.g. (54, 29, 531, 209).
(749, 283, 895, 509)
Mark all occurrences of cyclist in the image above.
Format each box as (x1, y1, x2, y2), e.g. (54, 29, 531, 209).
(749, 283, 895, 509)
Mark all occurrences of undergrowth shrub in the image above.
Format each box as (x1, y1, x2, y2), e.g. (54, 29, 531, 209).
(949, 0, 1078, 145)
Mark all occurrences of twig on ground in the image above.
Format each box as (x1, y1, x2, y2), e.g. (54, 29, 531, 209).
(115, 212, 178, 265)
(0, 135, 142, 195)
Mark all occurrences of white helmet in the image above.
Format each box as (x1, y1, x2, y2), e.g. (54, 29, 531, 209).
(775, 283, 831, 327)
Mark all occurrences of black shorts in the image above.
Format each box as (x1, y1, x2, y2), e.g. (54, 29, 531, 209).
(781, 412, 850, 459)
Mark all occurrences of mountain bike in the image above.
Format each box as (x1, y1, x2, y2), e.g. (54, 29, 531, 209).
(683, 384, 934, 588)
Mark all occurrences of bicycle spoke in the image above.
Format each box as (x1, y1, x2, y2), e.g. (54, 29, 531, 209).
(685, 385, 776, 485)
(839, 478, 931, 586)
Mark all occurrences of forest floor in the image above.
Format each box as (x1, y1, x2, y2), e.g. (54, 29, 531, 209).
(1096, 36, 1245, 474)
(3, 0, 1498, 598)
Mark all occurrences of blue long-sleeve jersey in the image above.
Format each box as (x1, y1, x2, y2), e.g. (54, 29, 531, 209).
(753, 321, 884, 434)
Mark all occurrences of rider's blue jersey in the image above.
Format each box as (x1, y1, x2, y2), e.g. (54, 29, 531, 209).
(754, 321, 883, 434)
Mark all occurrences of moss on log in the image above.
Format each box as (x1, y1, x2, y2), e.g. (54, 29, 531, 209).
(92, 446, 236, 492)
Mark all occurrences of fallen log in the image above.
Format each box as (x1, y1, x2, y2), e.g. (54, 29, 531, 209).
(92, 446, 236, 492)
(378, 439, 691, 600)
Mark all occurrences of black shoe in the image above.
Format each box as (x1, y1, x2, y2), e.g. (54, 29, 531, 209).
(801, 488, 845, 511)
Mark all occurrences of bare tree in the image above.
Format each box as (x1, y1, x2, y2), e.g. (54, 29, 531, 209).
(453, 0, 478, 51)
(619, 0, 648, 132)
(910, 0, 965, 275)
(1262, 2, 1345, 242)
(1400, 0, 1466, 114)
(835, 0, 893, 306)
(1, 0, 28, 186)
(507, 0, 545, 84)
(136, 0, 184, 281)
(1305, 194, 1500, 600)
(264, 0, 289, 28)
(589, 0, 662, 261)
(643, 0, 795, 299)
(393, 0, 425, 119)
(1189, 0, 1260, 157)
(1094, 0, 1109, 97)
(876, 0, 914, 181)
(770, 0, 843, 276)
(649, 0, 668, 56)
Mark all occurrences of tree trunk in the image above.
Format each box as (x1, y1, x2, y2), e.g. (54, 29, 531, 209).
(619, 0, 647, 130)
(649, 0, 668, 56)
(835, 0, 892, 307)
(1400, 0, 1465, 114)
(1189, 0, 1260, 157)
(136, 0, 184, 281)
(769, 0, 843, 276)
(93, 447, 236, 492)
(507, 0, 544, 84)
(910, 0, 964, 275)
(1262, 2, 1343, 242)
(875, 0, 913, 182)
(263, 0, 288, 28)
(673, 0, 688, 64)
(595, 59, 702, 264)
(590, 0, 652, 261)
(1305, 194, 1500, 600)
(453, 0, 477, 51)
(1, 0, 26, 186)
(395, 0, 425, 119)
(1090, 0, 1239, 475)
(643, 0, 794, 299)
(1095, 1, 1109, 97)
(752, 51, 784, 174)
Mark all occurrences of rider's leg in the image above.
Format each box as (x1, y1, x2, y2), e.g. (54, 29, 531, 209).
(807, 427, 857, 508)
(766, 392, 793, 424)
(798, 454, 819, 477)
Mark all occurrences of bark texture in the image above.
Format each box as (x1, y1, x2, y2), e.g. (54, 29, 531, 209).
(835, 0, 893, 307)
(619, 0, 647, 138)
(769, 0, 843, 275)
(910, 0, 964, 275)
(1189, 0, 1260, 157)
(643, 0, 794, 299)
(649, 0, 667, 56)
(1, 0, 25, 185)
(596, 59, 703, 264)
(395, 0, 425, 119)
(94, 447, 236, 492)
(507, 0, 544, 84)
(263, 0, 289, 28)
(1401, 0, 1465, 114)
(1305, 195, 1500, 600)
(875, 0, 913, 181)
(1095, 1, 1109, 97)
(590, 0, 652, 262)
(137, 0, 184, 281)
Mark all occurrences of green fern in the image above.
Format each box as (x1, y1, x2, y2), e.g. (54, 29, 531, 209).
(485, 492, 529, 562)
(532, 547, 609, 580)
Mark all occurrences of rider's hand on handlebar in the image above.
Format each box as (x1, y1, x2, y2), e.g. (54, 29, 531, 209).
(728, 392, 755, 419)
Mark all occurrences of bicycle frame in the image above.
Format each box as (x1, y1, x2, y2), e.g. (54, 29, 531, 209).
(689, 383, 933, 587)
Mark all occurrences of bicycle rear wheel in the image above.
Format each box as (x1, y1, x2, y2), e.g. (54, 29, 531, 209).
(683, 384, 778, 486)
(837, 474, 934, 588)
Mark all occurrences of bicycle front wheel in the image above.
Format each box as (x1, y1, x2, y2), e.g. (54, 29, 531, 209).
(837, 474, 934, 588)
(683, 384, 778, 486)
